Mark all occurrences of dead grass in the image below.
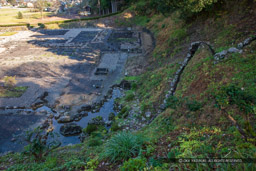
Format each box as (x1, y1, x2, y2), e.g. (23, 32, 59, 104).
(0, 32, 17, 36)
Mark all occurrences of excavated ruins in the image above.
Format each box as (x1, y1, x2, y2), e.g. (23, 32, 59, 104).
(0, 27, 153, 154)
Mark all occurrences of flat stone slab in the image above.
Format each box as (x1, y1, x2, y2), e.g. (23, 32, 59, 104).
(39, 30, 69, 36)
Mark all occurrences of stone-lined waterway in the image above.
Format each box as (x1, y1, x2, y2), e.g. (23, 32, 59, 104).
(0, 27, 146, 154)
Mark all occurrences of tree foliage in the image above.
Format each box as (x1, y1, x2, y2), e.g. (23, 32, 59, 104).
(133, 0, 220, 18)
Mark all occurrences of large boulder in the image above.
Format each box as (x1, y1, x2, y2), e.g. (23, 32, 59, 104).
(77, 104, 92, 113)
(60, 123, 82, 136)
(88, 116, 105, 125)
(119, 80, 131, 90)
(57, 115, 74, 123)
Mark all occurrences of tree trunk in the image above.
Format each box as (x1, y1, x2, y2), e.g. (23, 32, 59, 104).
(98, 0, 101, 15)
(111, 0, 117, 13)
(41, 9, 43, 19)
(112, 0, 117, 13)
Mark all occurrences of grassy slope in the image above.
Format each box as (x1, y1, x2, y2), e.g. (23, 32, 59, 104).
(0, 1, 256, 170)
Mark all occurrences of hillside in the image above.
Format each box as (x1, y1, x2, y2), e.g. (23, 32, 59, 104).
(0, 0, 256, 170)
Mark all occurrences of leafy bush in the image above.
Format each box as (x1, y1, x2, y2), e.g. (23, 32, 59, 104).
(134, 0, 220, 18)
(38, 23, 45, 29)
(125, 91, 135, 101)
(118, 106, 129, 118)
(166, 96, 180, 109)
(215, 85, 256, 114)
(131, 82, 138, 90)
(23, 127, 61, 162)
(44, 157, 57, 169)
(148, 157, 163, 167)
(17, 11, 23, 19)
(3, 76, 17, 88)
(110, 122, 120, 132)
(90, 116, 105, 125)
(58, 158, 86, 170)
(169, 27, 187, 43)
(108, 112, 116, 121)
(84, 124, 98, 135)
(104, 132, 145, 162)
(120, 157, 147, 171)
(86, 158, 99, 170)
(88, 137, 102, 147)
(186, 100, 202, 111)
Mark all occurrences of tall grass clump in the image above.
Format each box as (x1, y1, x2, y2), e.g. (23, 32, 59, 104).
(17, 11, 23, 19)
(103, 131, 145, 162)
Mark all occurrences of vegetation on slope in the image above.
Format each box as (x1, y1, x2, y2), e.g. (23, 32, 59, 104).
(0, 0, 255, 170)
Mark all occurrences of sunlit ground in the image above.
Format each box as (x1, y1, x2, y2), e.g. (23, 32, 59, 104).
(0, 8, 71, 25)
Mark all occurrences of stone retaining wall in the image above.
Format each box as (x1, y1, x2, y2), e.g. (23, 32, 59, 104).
(160, 35, 256, 111)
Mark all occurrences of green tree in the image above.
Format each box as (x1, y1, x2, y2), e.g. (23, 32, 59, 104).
(7, 0, 16, 6)
(17, 11, 23, 19)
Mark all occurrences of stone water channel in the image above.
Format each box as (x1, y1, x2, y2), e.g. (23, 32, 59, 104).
(0, 27, 146, 154)
(0, 88, 122, 153)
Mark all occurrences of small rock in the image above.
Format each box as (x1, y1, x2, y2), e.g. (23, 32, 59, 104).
(59, 110, 65, 114)
(214, 50, 228, 61)
(80, 111, 88, 117)
(79, 133, 86, 142)
(57, 116, 74, 123)
(108, 112, 115, 121)
(60, 123, 82, 136)
(81, 104, 92, 111)
(145, 111, 151, 118)
(228, 47, 240, 53)
(237, 42, 244, 49)
(54, 113, 61, 119)
(106, 121, 112, 126)
(64, 112, 69, 116)
(39, 110, 47, 115)
(88, 116, 105, 125)
(47, 113, 54, 119)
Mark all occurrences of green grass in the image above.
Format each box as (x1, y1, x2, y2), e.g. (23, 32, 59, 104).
(0, 8, 52, 25)
(0, 32, 17, 36)
(0, 86, 28, 98)
(103, 131, 146, 162)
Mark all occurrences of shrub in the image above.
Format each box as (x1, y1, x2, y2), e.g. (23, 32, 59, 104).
(166, 96, 180, 109)
(88, 137, 102, 147)
(38, 23, 45, 29)
(58, 158, 86, 170)
(125, 91, 135, 101)
(104, 132, 145, 162)
(84, 124, 98, 135)
(3, 76, 17, 88)
(90, 116, 105, 125)
(118, 106, 129, 118)
(120, 157, 147, 171)
(186, 100, 202, 111)
(131, 82, 138, 90)
(108, 112, 116, 121)
(215, 85, 256, 114)
(110, 122, 120, 132)
(169, 27, 187, 43)
(17, 11, 23, 19)
(23, 127, 61, 162)
(86, 158, 99, 170)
